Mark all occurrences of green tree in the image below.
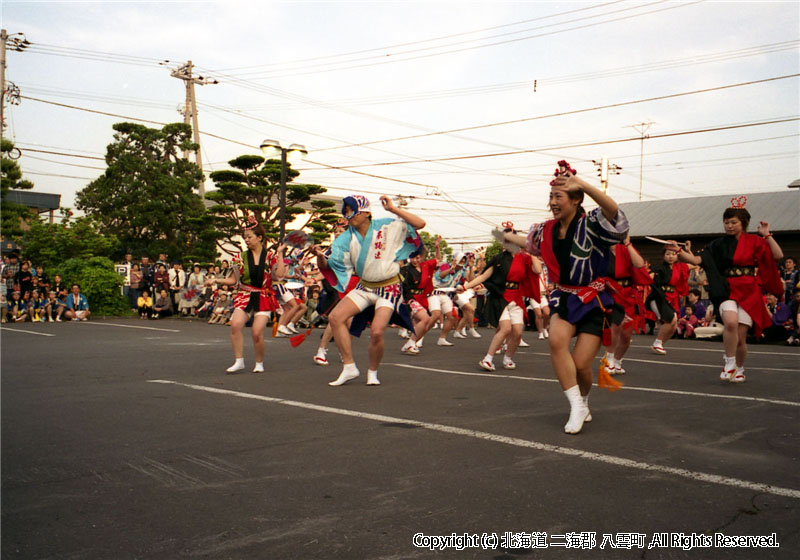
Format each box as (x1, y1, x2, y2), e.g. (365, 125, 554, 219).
(21, 209, 119, 271)
(1, 138, 35, 240)
(56, 256, 128, 316)
(483, 239, 503, 262)
(204, 154, 338, 255)
(75, 122, 215, 263)
(417, 231, 452, 261)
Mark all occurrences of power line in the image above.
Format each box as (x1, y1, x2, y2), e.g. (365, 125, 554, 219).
(313, 74, 800, 152)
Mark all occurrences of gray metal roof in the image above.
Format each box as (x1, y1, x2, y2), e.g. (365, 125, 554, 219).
(619, 191, 800, 237)
(3, 190, 61, 212)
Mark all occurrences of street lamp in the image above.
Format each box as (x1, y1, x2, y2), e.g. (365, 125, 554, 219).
(259, 139, 308, 240)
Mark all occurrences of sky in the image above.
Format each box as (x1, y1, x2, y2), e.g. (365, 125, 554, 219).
(3, 0, 799, 250)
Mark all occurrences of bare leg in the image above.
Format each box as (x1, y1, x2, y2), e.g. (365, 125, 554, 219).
(251, 313, 270, 364)
(721, 310, 739, 358)
(572, 332, 602, 397)
(328, 297, 362, 365)
(229, 308, 249, 359)
(505, 323, 523, 356)
(488, 321, 512, 355)
(368, 306, 394, 371)
(735, 323, 749, 367)
(548, 314, 579, 390)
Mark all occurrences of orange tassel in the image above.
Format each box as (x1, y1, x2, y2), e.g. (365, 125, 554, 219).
(290, 328, 313, 348)
(597, 361, 623, 392)
(272, 319, 279, 338)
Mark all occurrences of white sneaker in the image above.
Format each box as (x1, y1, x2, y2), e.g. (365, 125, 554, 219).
(437, 338, 453, 346)
(518, 339, 529, 347)
(479, 358, 495, 372)
(277, 325, 294, 337)
(539, 332, 545, 340)
(401, 340, 420, 355)
(366, 370, 380, 386)
(731, 367, 746, 383)
(544, 329, 549, 339)
(252, 362, 265, 373)
(469, 328, 482, 339)
(287, 323, 300, 334)
(453, 330, 467, 339)
(502, 356, 516, 370)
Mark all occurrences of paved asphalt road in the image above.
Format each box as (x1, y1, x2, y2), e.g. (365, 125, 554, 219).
(2, 318, 799, 559)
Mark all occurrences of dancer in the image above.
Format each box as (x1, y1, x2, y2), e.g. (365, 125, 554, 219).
(459, 226, 541, 372)
(646, 246, 689, 355)
(208, 216, 286, 373)
(517, 161, 629, 434)
(316, 195, 424, 386)
(428, 241, 464, 347)
(528, 257, 551, 340)
(601, 236, 651, 375)
(668, 197, 783, 382)
(399, 245, 437, 355)
(453, 252, 482, 339)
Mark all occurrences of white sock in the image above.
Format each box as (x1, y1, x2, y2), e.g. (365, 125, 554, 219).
(483, 353, 494, 364)
(366, 369, 380, 385)
(329, 362, 360, 386)
(563, 385, 589, 434)
(724, 356, 736, 370)
(653, 338, 663, 347)
(253, 362, 264, 373)
(227, 358, 245, 373)
(315, 347, 327, 358)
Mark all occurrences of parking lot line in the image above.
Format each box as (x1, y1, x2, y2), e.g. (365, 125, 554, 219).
(385, 363, 800, 408)
(147, 379, 800, 500)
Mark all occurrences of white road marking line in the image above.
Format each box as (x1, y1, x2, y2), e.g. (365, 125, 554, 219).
(629, 344, 798, 357)
(147, 380, 800, 500)
(385, 364, 800, 408)
(82, 322, 180, 333)
(518, 351, 799, 373)
(0, 327, 56, 337)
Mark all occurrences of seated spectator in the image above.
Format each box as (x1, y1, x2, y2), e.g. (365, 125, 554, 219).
(51, 274, 67, 298)
(762, 292, 792, 343)
(676, 305, 698, 339)
(179, 264, 205, 317)
(782, 257, 799, 304)
(152, 288, 173, 319)
(64, 284, 91, 321)
(0, 290, 5, 323)
(686, 289, 707, 326)
(299, 287, 321, 328)
(27, 289, 46, 322)
(208, 291, 232, 324)
(138, 289, 154, 319)
(7, 291, 26, 322)
(786, 287, 800, 346)
(45, 290, 66, 322)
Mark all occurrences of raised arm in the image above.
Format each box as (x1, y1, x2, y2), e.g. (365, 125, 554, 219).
(757, 221, 784, 260)
(553, 173, 618, 223)
(380, 195, 425, 230)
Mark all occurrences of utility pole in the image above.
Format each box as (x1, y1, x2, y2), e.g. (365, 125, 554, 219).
(627, 121, 654, 201)
(1, 30, 29, 138)
(592, 156, 622, 193)
(167, 60, 217, 197)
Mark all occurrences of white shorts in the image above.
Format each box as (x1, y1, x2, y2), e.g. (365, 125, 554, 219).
(346, 288, 396, 312)
(529, 295, 549, 310)
(273, 284, 295, 305)
(455, 288, 475, 308)
(719, 300, 753, 327)
(499, 301, 525, 325)
(428, 293, 453, 315)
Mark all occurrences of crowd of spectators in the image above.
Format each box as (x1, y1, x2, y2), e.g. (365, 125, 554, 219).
(1, 250, 90, 323)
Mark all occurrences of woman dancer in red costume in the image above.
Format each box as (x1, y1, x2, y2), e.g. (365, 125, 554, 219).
(601, 236, 651, 375)
(646, 246, 689, 355)
(209, 216, 286, 373)
(668, 197, 783, 382)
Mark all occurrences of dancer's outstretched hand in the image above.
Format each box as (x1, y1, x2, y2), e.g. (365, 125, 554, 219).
(757, 221, 771, 237)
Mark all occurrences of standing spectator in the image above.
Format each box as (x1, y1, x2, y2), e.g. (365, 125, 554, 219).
(156, 253, 169, 270)
(219, 260, 233, 280)
(781, 257, 799, 303)
(120, 252, 133, 308)
(137, 289, 154, 319)
(129, 263, 143, 312)
(169, 262, 185, 310)
(64, 284, 91, 321)
(688, 264, 709, 305)
(35, 265, 50, 292)
(51, 273, 67, 297)
(2, 251, 21, 294)
(153, 263, 170, 294)
(14, 261, 34, 297)
(140, 256, 154, 294)
(786, 287, 800, 345)
(152, 288, 173, 319)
